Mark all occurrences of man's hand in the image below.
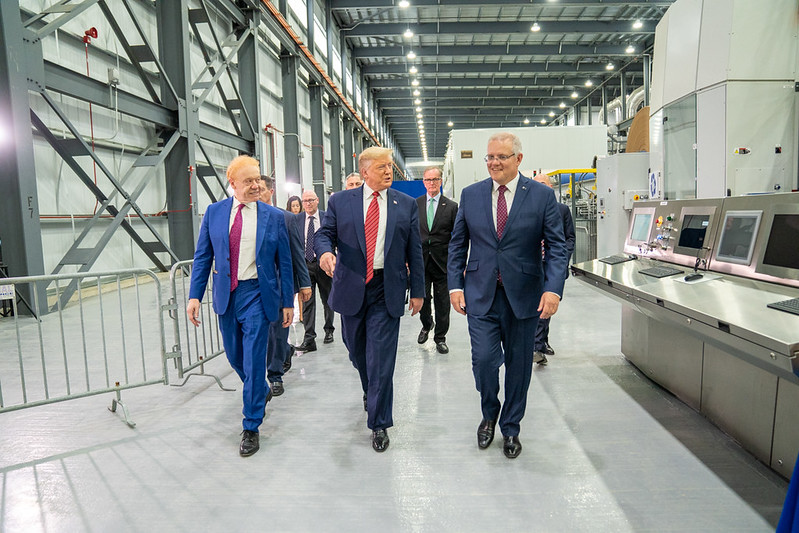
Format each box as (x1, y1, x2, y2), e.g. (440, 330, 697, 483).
(537, 291, 560, 320)
(408, 297, 423, 316)
(320, 252, 336, 277)
(282, 307, 294, 328)
(299, 287, 312, 302)
(450, 291, 466, 315)
(187, 298, 201, 327)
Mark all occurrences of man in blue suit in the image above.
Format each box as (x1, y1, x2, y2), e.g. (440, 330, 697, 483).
(448, 132, 568, 459)
(259, 175, 311, 394)
(316, 146, 425, 453)
(187, 155, 294, 457)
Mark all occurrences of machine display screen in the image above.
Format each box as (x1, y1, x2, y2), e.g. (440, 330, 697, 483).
(677, 214, 710, 250)
(630, 213, 653, 243)
(715, 210, 762, 265)
(762, 214, 799, 269)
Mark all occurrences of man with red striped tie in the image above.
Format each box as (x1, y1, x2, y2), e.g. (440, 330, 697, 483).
(316, 147, 425, 452)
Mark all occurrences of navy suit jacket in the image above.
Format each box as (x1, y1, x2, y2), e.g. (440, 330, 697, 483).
(189, 197, 294, 322)
(315, 186, 425, 318)
(282, 210, 311, 292)
(543, 202, 576, 280)
(298, 209, 326, 259)
(447, 175, 568, 319)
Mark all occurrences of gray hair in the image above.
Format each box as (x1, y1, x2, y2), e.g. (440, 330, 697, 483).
(423, 166, 443, 178)
(487, 132, 523, 155)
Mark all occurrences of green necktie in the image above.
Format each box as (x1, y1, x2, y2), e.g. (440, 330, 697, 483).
(427, 197, 435, 230)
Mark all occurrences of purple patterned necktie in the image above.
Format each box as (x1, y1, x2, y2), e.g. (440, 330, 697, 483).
(496, 185, 508, 284)
(305, 215, 315, 262)
(229, 203, 245, 292)
(496, 184, 508, 239)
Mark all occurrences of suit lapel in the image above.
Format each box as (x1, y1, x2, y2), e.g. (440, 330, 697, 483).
(351, 188, 367, 257)
(503, 175, 531, 239)
(384, 189, 397, 255)
(221, 197, 234, 251)
(255, 202, 266, 252)
(481, 179, 497, 241)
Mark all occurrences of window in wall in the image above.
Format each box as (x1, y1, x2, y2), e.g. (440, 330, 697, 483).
(663, 94, 697, 200)
(332, 48, 342, 81)
(288, 0, 307, 29)
(264, 130, 276, 179)
(313, 16, 327, 58)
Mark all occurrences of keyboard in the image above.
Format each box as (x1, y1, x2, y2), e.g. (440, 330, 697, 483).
(639, 266, 684, 278)
(767, 298, 799, 316)
(599, 254, 636, 265)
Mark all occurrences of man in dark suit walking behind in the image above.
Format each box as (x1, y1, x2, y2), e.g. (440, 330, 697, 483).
(416, 167, 458, 354)
(316, 147, 425, 453)
(448, 132, 568, 459)
(296, 189, 334, 352)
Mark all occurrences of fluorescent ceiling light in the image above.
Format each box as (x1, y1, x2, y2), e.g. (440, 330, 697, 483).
(447, 121, 454, 127)
(403, 28, 414, 38)
(413, 89, 420, 96)
(571, 91, 578, 98)
(406, 51, 416, 59)
(626, 45, 635, 54)
(633, 19, 643, 29)
(584, 80, 593, 87)
(411, 79, 419, 86)
(549, 111, 555, 117)
(523, 118, 530, 124)
(530, 23, 541, 32)
(559, 102, 566, 108)
(540, 119, 547, 124)
(606, 62, 615, 70)
(409, 66, 418, 74)
(414, 98, 421, 104)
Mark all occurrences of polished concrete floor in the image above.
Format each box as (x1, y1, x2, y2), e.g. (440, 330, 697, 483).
(0, 279, 789, 532)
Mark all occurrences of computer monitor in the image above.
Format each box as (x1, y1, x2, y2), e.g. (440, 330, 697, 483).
(714, 210, 762, 265)
(756, 209, 799, 280)
(627, 207, 655, 246)
(677, 214, 710, 250)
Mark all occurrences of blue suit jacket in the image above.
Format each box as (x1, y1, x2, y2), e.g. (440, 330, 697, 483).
(315, 187, 425, 318)
(189, 197, 294, 322)
(447, 175, 568, 319)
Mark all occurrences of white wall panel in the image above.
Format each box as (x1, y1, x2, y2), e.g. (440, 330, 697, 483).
(728, 0, 799, 81)
(649, 9, 669, 114)
(696, 85, 727, 198)
(662, 0, 702, 107)
(696, 0, 733, 90)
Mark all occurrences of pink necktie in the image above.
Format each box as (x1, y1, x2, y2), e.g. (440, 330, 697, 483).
(364, 191, 380, 284)
(229, 203, 245, 292)
(496, 185, 508, 284)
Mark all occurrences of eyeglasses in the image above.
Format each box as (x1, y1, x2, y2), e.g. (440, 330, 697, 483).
(422, 178, 442, 183)
(302, 198, 318, 203)
(484, 153, 516, 162)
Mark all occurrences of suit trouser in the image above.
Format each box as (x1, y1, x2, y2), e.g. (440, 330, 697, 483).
(419, 262, 451, 343)
(218, 279, 271, 432)
(534, 317, 550, 352)
(302, 260, 334, 342)
(340, 271, 399, 431)
(467, 284, 537, 437)
(266, 318, 290, 383)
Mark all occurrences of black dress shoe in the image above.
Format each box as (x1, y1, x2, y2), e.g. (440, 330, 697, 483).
(363, 393, 368, 412)
(323, 331, 334, 344)
(477, 419, 497, 449)
(417, 323, 433, 344)
(239, 430, 259, 457)
(435, 341, 449, 354)
(282, 346, 295, 373)
(372, 429, 390, 452)
(296, 340, 317, 353)
(534, 351, 548, 365)
(271, 381, 284, 396)
(544, 343, 555, 356)
(266, 388, 274, 403)
(503, 435, 522, 459)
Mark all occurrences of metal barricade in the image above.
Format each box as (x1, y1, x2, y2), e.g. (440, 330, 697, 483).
(574, 220, 598, 264)
(165, 260, 233, 391)
(0, 269, 168, 427)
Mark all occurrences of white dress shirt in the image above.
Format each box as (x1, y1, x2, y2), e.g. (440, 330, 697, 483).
(362, 183, 388, 270)
(229, 198, 258, 281)
(492, 174, 520, 230)
(304, 210, 321, 260)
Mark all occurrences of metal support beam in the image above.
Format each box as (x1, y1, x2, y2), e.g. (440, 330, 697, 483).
(344, 21, 656, 38)
(158, 0, 200, 260)
(643, 54, 651, 108)
(620, 72, 628, 122)
(281, 52, 301, 186)
(309, 83, 326, 207)
(306, 0, 315, 57)
(0, 3, 46, 312)
(329, 104, 342, 192)
(602, 86, 608, 125)
(237, 9, 262, 160)
(587, 97, 593, 125)
(574, 103, 581, 126)
(343, 118, 355, 175)
(325, 2, 334, 76)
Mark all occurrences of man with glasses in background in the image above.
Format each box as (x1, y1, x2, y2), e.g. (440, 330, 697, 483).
(416, 167, 458, 354)
(448, 132, 568, 459)
(295, 189, 334, 352)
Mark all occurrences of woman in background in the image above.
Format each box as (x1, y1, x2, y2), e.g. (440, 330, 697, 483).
(286, 196, 301, 214)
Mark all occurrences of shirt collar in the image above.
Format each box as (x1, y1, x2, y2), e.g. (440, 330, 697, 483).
(363, 183, 383, 200)
(233, 197, 257, 210)
(427, 192, 441, 201)
(492, 174, 520, 195)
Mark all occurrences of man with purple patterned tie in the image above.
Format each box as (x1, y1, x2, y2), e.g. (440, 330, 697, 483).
(448, 132, 568, 459)
(187, 155, 294, 457)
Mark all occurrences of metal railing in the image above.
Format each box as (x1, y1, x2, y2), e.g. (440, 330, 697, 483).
(164, 260, 233, 391)
(0, 269, 168, 427)
(574, 220, 598, 264)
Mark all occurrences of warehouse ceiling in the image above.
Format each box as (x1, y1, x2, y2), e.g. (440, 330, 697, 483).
(330, 0, 675, 162)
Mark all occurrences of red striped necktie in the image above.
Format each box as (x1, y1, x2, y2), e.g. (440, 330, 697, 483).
(364, 191, 380, 284)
